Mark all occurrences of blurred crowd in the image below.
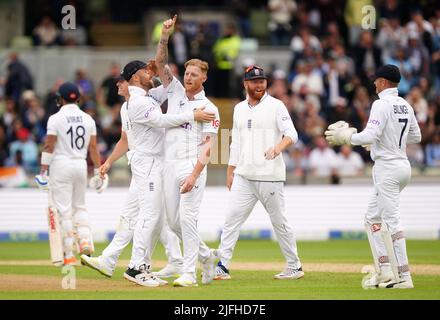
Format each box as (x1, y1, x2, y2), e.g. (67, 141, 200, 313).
(1, 0, 440, 186)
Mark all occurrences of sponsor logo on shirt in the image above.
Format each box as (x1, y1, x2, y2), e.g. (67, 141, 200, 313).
(180, 122, 192, 130)
(144, 106, 156, 119)
(368, 119, 380, 126)
(212, 119, 220, 128)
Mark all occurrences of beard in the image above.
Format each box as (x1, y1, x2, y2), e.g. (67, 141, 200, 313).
(141, 78, 154, 90)
(247, 88, 265, 100)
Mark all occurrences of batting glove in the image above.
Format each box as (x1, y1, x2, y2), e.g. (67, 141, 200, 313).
(35, 170, 50, 191)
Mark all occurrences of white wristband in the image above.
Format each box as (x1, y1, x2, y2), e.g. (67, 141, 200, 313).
(94, 168, 100, 175)
(41, 152, 54, 166)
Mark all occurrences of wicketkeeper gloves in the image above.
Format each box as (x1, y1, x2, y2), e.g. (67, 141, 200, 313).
(324, 121, 357, 146)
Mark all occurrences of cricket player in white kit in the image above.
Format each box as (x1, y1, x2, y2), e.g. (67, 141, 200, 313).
(155, 15, 220, 287)
(35, 82, 103, 266)
(80, 78, 184, 278)
(325, 64, 421, 289)
(114, 59, 215, 287)
(213, 65, 304, 281)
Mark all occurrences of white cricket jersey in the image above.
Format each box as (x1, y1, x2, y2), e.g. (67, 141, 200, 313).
(120, 101, 135, 151)
(46, 104, 96, 161)
(229, 92, 298, 181)
(164, 77, 220, 161)
(351, 88, 421, 162)
(126, 85, 195, 157)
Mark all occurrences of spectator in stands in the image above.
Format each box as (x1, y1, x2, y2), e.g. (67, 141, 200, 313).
(32, 15, 61, 46)
(406, 86, 429, 127)
(75, 68, 95, 102)
(326, 97, 351, 126)
(283, 140, 308, 178)
(0, 126, 8, 166)
(350, 85, 372, 130)
(335, 145, 364, 177)
(268, 0, 298, 46)
(7, 127, 38, 173)
(290, 27, 322, 64)
(308, 135, 337, 178)
(386, 46, 413, 96)
(303, 98, 326, 138)
(331, 43, 355, 79)
(212, 23, 241, 97)
(231, 0, 252, 38)
(97, 63, 124, 109)
(191, 22, 217, 96)
(378, 0, 402, 20)
(268, 69, 290, 106)
(43, 78, 64, 122)
(5, 52, 34, 104)
(20, 90, 45, 144)
(352, 31, 382, 84)
(323, 55, 349, 110)
(425, 130, 440, 167)
(61, 24, 88, 46)
(376, 15, 407, 63)
(100, 100, 121, 154)
(320, 21, 344, 56)
(0, 98, 18, 143)
(0, 150, 29, 188)
(407, 31, 430, 82)
(407, 10, 434, 53)
(344, 0, 373, 46)
(291, 59, 324, 103)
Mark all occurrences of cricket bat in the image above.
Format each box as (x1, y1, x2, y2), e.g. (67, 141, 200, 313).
(47, 190, 64, 266)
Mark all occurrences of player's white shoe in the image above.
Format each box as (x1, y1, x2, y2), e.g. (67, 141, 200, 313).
(123, 265, 161, 287)
(214, 263, 231, 280)
(140, 264, 168, 286)
(379, 276, 414, 289)
(274, 267, 304, 280)
(173, 273, 198, 287)
(80, 255, 113, 277)
(152, 264, 183, 278)
(362, 270, 394, 288)
(200, 249, 219, 284)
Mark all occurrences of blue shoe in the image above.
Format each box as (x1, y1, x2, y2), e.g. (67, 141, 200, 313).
(214, 261, 231, 280)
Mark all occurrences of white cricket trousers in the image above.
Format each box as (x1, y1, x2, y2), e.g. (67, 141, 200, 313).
(50, 159, 91, 257)
(100, 176, 183, 271)
(365, 159, 412, 276)
(163, 159, 211, 274)
(128, 153, 164, 269)
(219, 174, 302, 269)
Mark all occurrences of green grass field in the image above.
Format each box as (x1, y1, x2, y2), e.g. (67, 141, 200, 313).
(1, 240, 439, 300)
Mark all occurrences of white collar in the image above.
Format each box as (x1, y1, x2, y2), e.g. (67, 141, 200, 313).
(246, 92, 268, 107)
(61, 103, 79, 110)
(128, 86, 147, 96)
(378, 87, 398, 99)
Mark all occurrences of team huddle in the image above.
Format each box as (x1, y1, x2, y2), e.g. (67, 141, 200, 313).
(35, 16, 421, 289)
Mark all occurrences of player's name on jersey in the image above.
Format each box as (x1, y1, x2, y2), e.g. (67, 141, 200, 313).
(66, 116, 83, 124)
(393, 104, 408, 114)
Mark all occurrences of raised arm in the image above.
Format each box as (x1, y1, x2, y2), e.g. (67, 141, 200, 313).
(155, 14, 177, 87)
